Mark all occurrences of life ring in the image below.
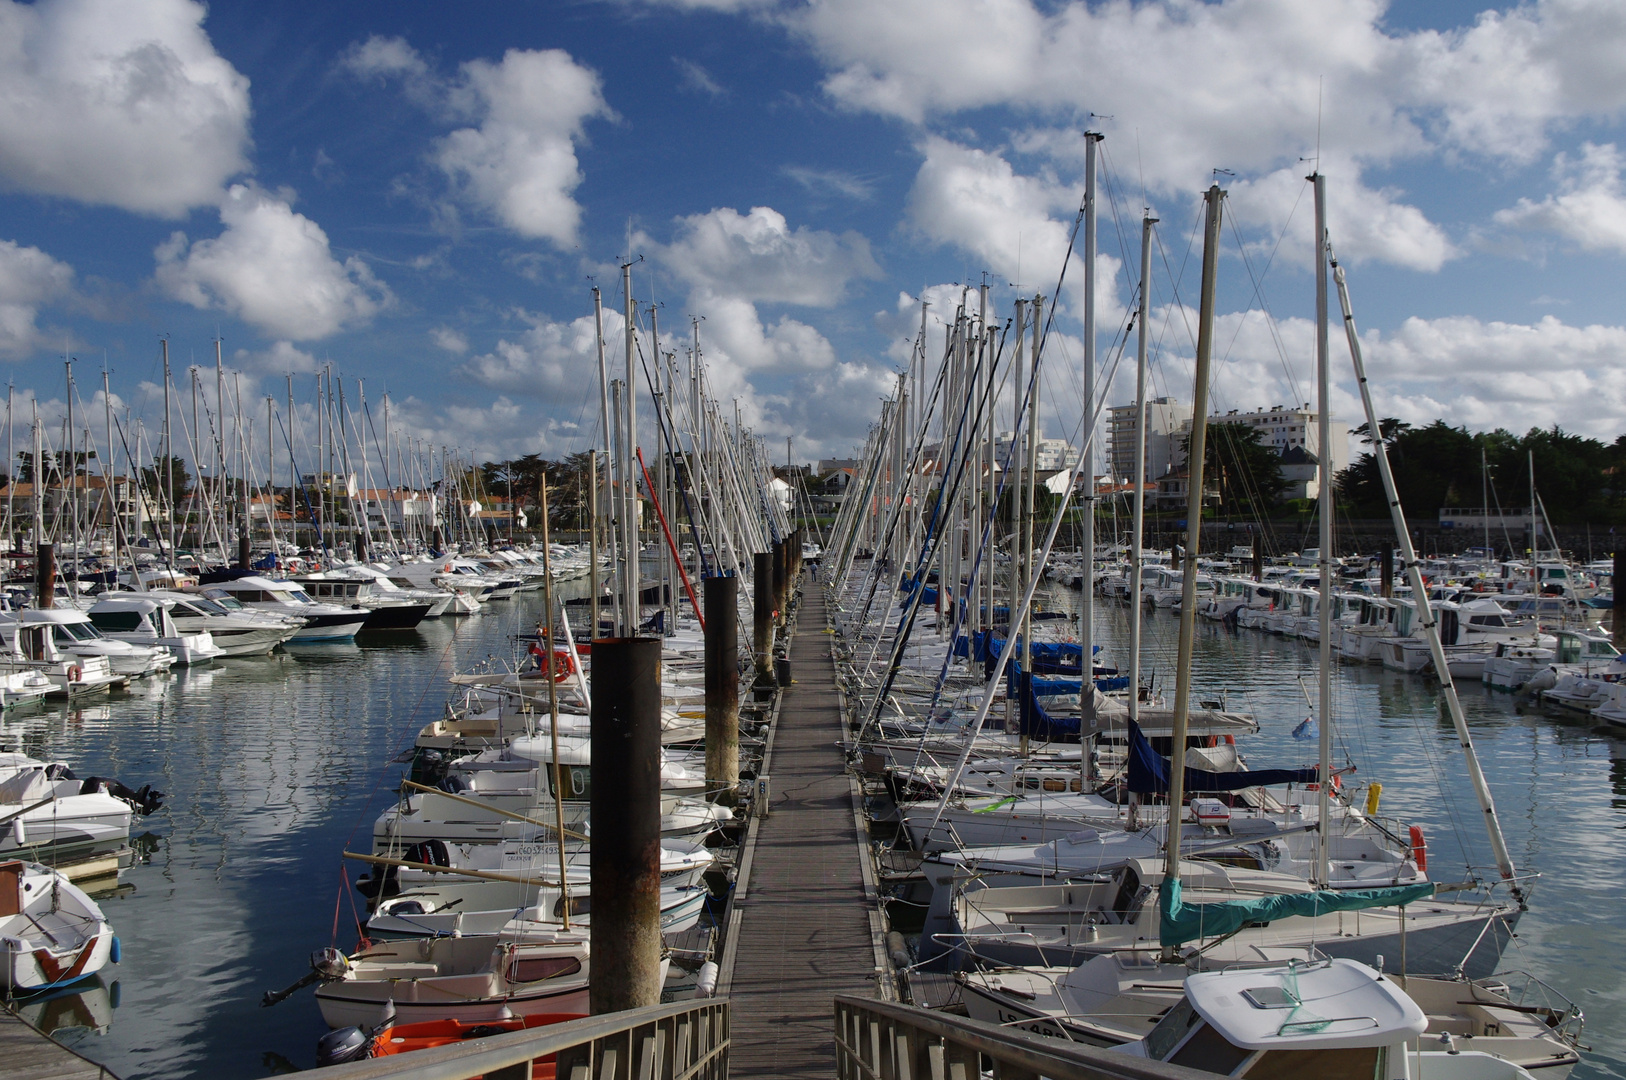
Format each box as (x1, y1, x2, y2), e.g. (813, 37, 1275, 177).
(66, 664, 82, 683)
(1408, 825, 1428, 872)
(443, 563, 453, 573)
(1206, 733, 1236, 748)
(528, 642, 578, 680)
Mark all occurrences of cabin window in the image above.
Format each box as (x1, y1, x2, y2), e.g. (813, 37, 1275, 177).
(506, 953, 583, 983)
(1242, 1046, 1380, 1080)
(1166, 1019, 1252, 1074)
(551, 895, 591, 918)
(90, 612, 143, 633)
(546, 765, 591, 800)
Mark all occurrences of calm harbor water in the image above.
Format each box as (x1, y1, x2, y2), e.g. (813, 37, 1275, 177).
(8, 580, 1625, 1079)
(2, 584, 574, 1079)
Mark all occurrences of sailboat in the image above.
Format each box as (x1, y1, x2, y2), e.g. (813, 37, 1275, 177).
(960, 174, 1582, 1078)
(923, 180, 1529, 987)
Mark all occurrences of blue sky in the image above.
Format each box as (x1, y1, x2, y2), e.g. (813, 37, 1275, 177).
(4, 0, 1626, 475)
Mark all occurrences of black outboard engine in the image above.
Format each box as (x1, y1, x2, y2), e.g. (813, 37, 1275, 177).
(408, 748, 447, 787)
(80, 777, 166, 815)
(355, 840, 451, 899)
(316, 1026, 370, 1065)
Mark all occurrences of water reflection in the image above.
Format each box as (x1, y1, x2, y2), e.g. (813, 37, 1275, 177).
(15, 976, 118, 1043)
(0, 585, 586, 1079)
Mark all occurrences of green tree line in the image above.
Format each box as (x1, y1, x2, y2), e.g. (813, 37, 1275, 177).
(1336, 420, 1626, 525)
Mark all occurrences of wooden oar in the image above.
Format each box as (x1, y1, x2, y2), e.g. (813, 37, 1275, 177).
(343, 850, 562, 888)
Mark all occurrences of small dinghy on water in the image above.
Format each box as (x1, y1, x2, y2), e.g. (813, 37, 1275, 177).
(0, 859, 117, 992)
(317, 1009, 586, 1069)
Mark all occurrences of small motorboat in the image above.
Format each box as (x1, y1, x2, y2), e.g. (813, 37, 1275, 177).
(0, 859, 117, 992)
(313, 931, 595, 1029)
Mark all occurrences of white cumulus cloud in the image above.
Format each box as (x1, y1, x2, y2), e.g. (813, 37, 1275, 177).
(0, 0, 250, 217)
(154, 183, 393, 341)
(231, 340, 319, 375)
(0, 239, 75, 357)
(458, 308, 622, 398)
(435, 48, 614, 245)
(1495, 142, 1626, 255)
(652, 206, 880, 306)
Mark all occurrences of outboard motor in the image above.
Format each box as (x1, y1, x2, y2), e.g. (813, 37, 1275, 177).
(80, 777, 166, 815)
(316, 1026, 370, 1065)
(408, 748, 447, 787)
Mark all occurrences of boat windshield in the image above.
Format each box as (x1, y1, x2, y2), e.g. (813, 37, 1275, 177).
(201, 590, 246, 611)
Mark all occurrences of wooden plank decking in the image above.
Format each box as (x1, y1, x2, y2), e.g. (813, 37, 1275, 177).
(723, 585, 883, 1078)
(0, 1007, 119, 1080)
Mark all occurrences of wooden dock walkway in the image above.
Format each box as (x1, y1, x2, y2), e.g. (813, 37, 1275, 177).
(721, 584, 885, 1078)
(0, 1006, 119, 1080)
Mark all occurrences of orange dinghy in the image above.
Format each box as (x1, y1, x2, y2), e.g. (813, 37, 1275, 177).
(319, 1009, 586, 1074)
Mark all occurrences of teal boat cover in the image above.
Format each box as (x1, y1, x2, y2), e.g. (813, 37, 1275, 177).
(1157, 877, 1437, 948)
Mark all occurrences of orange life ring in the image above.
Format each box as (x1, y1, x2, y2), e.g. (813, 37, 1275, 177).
(66, 664, 82, 682)
(529, 642, 578, 680)
(1408, 825, 1428, 872)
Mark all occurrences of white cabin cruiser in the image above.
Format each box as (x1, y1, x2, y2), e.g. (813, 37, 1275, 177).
(0, 752, 160, 862)
(0, 608, 173, 678)
(0, 614, 127, 696)
(87, 594, 223, 665)
(135, 590, 302, 656)
(189, 575, 369, 642)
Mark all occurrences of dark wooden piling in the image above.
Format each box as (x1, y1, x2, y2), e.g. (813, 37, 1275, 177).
(753, 551, 774, 680)
(589, 636, 664, 1013)
(772, 539, 787, 627)
(1614, 547, 1624, 645)
(35, 543, 54, 609)
(705, 574, 740, 804)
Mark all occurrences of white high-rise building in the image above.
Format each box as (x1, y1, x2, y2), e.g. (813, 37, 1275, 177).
(1107, 397, 1192, 483)
(993, 433, 1081, 474)
(1207, 404, 1350, 499)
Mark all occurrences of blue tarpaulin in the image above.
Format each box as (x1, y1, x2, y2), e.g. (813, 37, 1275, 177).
(1126, 718, 1318, 794)
(1004, 664, 1129, 741)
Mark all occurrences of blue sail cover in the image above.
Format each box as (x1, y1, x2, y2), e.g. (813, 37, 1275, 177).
(1158, 877, 1437, 948)
(1006, 665, 1131, 740)
(898, 575, 939, 606)
(1126, 719, 1318, 794)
